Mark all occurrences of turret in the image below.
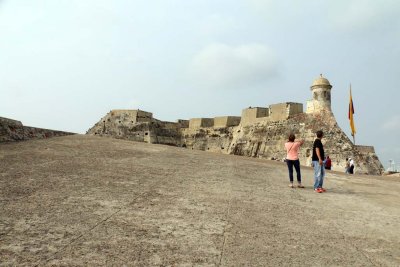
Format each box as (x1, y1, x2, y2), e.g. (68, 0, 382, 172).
(306, 74, 332, 113)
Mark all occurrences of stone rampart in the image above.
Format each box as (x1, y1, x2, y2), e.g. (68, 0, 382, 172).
(287, 103, 303, 117)
(87, 110, 183, 146)
(181, 127, 233, 152)
(177, 119, 189, 128)
(189, 118, 214, 129)
(241, 107, 269, 126)
(109, 109, 153, 123)
(87, 108, 383, 175)
(214, 116, 241, 128)
(355, 145, 375, 154)
(269, 103, 303, 121)
(240, 103, 303, 126)
(85, 76, 383, 175)
(182, 111, 383, 175)
(0, 116, 74, 142)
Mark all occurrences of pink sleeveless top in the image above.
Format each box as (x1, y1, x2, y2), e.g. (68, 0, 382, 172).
(285, 142, 301, 160)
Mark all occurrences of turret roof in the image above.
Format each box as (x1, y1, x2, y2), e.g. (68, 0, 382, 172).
(311, 74, 332, 89)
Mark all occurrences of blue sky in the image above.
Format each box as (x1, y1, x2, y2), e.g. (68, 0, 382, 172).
(1, 0, 399, 169)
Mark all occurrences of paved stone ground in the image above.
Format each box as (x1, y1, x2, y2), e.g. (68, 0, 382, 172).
(0, 135, 399, 266)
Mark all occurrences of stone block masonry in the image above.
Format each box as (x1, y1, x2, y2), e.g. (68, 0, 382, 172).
(176, 119, 189, 128)
(86, 75, 384, 175)
(213, 116, 241, 128)
(86, 110, 184, 147)
(189, 118, 214, 129)
(241, 107, 269, 126)
(0, 117, 74, 142)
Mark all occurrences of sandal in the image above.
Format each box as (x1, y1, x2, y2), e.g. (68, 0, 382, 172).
(289, 184, 294, 188)
(297, 184, 305, 188)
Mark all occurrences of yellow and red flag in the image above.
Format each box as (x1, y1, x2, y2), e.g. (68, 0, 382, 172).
(348, 86, 356, 136)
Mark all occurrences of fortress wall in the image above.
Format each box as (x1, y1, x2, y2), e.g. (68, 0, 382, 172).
(89, 110, 140, 136)
(269, 103, 288, 121)
(150, 126, 182, 146)
(97, 107, 382, 174)
(241, 107, 269, 126)
(182, 127, 234, 153)
(108, 110, 137, 125)
(177, 119, 189, 128)
(84, 75, 383, 175)
(269, 103, 303, 121)
(109, 110, 153, 123)
(306, 98, 330, 113)
(22, 126, 74, 140)
(87, 109, 156, 136)
(86, 108, 383, 175)
(352, 145, 382, 174)
(0, 117, 23, 127)
(1, 117, 25, 142)
(306, 100, 315, 113)
(189, 118, 214, 129)
(0, 116, 74, 142)
(85, 79, 383, 175)
(201, 118, 214, 128)
(87, 110, 182, 146)
(110, 110, 136, 120)
(227, 112, 383, 175)
(254, 117, 272, 124)
(288, 103, 303, 116)
(214, 116, 241, 128)
(355, 145, 375, 154)
(161, 122, 180, 130)
(136, 110, 153, 122)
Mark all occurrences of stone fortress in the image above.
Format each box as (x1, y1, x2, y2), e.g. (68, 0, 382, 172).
(87, 75, 384, 175)
(0, 116, 73, 142)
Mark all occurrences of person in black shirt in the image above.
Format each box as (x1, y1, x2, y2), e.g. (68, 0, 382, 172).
(312, 130, 326, 193)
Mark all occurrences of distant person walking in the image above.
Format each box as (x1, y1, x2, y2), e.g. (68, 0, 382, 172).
(345, 158, 350, 173)
(284, 133, 304, 188)
(312, 130, 326, 193)
(348, 158, 355, 174)
(324, 156, 332, 170)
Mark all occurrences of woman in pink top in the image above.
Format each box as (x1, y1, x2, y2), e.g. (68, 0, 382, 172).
(285, 133, 304, 188)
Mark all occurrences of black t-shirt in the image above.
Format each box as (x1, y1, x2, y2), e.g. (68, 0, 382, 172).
(312, 138, 324, 161)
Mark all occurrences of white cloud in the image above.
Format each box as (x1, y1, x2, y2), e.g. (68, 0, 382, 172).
(189, 43, 279, 90)
(383, 115, 400, 131)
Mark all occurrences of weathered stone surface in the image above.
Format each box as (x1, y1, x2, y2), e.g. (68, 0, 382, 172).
(225, 111, 383, 175)
(86, 110, 185, 146)
(87, 109, 383, 175)
(0, 116, 74, 142)
(86, 76, 384, 175)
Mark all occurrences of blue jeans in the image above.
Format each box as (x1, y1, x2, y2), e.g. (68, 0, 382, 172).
(313, 161, 325, 189)
(286, 159, 301, 183)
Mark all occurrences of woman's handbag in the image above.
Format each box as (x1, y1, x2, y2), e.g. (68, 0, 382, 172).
(284, 143, 295, 162)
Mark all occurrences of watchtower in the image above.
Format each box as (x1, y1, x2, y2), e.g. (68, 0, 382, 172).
(306, 74, 332, 113)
